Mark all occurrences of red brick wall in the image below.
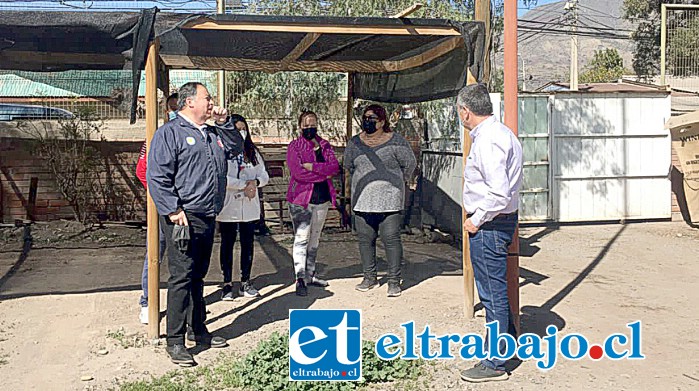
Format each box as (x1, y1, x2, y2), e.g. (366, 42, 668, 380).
(0, 137, 144, 223)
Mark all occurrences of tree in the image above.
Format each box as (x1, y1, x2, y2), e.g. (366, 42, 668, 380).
(623, 0, 699, 79)
(224, 0, 539, 138)
(579, 48, 625, 83)
(19, 108, 105, 223)
(226, 0, 480, 136)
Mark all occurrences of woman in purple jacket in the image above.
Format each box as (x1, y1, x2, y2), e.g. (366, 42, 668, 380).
(286, 111, 340, 296)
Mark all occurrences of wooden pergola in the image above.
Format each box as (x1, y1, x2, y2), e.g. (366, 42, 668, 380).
(143, 11, 488, 338)
(0, 5, 521, 341)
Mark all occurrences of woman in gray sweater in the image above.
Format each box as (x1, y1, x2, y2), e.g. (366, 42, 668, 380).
(344, 104, 416, 297)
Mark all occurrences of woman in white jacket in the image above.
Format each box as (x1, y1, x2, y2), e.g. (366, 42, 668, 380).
(217, 114, 270, 300)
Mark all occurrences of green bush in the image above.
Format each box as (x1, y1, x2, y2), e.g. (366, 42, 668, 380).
(117, 332, 423, 391)
(226, 332, 423, 391)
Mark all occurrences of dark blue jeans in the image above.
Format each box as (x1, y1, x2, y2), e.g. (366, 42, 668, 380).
(469, 213, 517, 371)
(139, 226, 167, 307)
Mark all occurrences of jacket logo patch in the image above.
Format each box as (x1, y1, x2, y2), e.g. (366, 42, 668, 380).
(186, 137, 196, 146)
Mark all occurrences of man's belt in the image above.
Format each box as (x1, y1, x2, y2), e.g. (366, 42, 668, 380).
(466, 211, 518, 220)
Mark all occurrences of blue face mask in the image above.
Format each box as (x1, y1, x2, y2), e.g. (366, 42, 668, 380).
(168, 111, 177, 121)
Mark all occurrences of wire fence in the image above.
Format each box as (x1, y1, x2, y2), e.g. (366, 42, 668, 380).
(665, 6, 699, 112)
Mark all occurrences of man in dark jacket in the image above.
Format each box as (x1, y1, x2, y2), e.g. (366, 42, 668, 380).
(147, 82, 242, 366)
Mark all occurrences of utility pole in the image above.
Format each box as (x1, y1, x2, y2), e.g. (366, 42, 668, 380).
(475, 0, 491, 85)
(503, 0, 521, 336)
(566, 0, 579, 90)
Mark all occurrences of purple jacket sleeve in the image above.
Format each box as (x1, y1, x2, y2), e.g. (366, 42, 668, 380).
(287, 141, 329, 183)
(311, 143, 340, 177)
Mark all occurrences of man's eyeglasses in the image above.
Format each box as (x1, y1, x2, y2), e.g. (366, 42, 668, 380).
(363, 115, 379, 121)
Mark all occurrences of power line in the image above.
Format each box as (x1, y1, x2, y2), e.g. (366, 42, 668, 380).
(517, 14, 568, 45)
(519, 18, 633, 32)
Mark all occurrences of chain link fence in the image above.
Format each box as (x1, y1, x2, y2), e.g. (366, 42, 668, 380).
(663, 5, 699, 113)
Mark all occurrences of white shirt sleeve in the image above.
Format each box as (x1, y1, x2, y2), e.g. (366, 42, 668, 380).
(469, 133, 513, 227)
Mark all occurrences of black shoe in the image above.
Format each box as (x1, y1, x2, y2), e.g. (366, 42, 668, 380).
(355, 277, 378, 292)
(221, 284, 235, 301)
(387, 282, 402, 297)
(460, 362, 509, 383)
(166, 344, 195, 367)
(186, 327, 195, 342)
(195, 334, 228, 348)
(295, 278, 308, 296)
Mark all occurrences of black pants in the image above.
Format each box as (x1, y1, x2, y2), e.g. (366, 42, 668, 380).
(160, 213, 215, 346)
(354, 211, 403, 283)
(219, 221, 256, 283)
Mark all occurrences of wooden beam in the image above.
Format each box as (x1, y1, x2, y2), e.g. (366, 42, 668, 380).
(185, 21, 461, 36)
(145, 38, 161, 340)
(385, 36, 463, 72)
(467, 68, 478, 85)
(280, 32, 322, 68)
(163, 55, 387, 73)
(392, 3, 423, 18)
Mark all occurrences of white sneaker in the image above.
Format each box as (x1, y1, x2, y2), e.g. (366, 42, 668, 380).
(238, 281, 261, 298)
(306, 275, 329, 287)
(139, 307, 149, 324)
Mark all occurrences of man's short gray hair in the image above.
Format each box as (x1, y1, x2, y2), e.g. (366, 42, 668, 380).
(456, 83, 493, 116)
(177, 82, 205, 110)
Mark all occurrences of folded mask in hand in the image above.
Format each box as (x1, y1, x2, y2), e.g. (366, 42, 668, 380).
(172, 224, 190, 252)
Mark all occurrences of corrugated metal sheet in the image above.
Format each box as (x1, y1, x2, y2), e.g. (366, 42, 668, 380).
(0, 74, 80, 97)
(0, 70, 218, 98)
(551, 93, 672, 221)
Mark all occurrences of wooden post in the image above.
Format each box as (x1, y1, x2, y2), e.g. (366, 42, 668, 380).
(161, 64, 171, 125)
(344, 72, 355, 221)
(503, 0, 521, 335)
(462, 126, 474, 319)
(475, 0, 491, 85)
(345, 73, 354, 144)
(217, 0, 226, 107)
(462, 70, 478, 319)
(462, 0, 491, 319)
(145, 38, 160, 340)
(26, 177, 38, 222)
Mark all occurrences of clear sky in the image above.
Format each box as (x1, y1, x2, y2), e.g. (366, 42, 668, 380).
(519, 0, 561, 16)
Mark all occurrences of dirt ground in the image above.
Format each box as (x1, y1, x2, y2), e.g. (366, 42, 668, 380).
(0, 220, 698, 391)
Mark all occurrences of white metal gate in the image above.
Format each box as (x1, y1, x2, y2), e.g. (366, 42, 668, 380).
(551, 93, 672, 221)
(518, 96, 552, 221)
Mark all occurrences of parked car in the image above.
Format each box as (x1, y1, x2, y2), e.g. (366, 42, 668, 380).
(0, 103, 74, 121)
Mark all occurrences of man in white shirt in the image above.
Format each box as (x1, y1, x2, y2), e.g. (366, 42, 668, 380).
(458, 84, 523, 383)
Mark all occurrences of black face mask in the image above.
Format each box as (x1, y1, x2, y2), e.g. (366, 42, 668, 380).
(302, 127, 317, 140)
(362, 119, 378, 134)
